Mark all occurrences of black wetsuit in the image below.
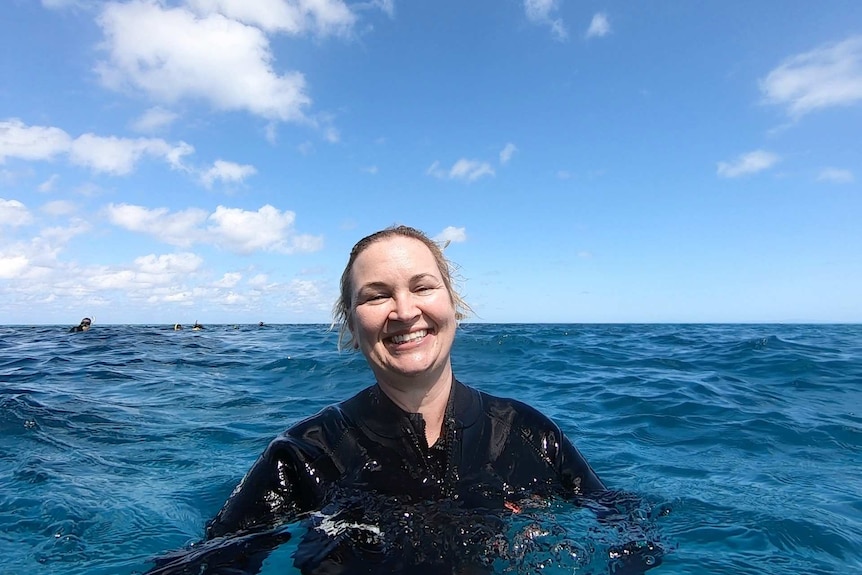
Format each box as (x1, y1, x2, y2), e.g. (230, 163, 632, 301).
(207, 378, 604, 538)
(148, 379, 661, 574)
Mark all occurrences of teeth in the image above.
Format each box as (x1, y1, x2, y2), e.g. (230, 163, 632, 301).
(390, 330, 427, 344)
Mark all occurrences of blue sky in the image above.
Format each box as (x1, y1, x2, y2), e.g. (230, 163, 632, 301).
(1, 0, 860, 325)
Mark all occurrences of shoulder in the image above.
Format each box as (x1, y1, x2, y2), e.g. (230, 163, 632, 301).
(479, 390, 562, 434)
(268, 386, 372, 457)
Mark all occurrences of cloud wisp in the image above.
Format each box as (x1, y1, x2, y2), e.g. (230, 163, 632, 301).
(523, 0, 567, 41)
(717, 150, 780, 178)
(427, 159, 495, 182)
(760, 36, 862, 118)
(585, 13, 610, 39)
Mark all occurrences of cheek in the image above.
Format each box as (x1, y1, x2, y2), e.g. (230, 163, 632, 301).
(351, 308, 377, 340)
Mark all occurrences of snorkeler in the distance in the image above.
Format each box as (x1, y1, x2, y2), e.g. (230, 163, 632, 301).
(146, 225, 663, 574)
(69, 317, 92, 333)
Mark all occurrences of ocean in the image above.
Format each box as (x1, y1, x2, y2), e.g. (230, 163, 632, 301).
(1, 323, 860, 574)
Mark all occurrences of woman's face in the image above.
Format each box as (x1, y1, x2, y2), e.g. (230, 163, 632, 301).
(349, 236, 457, 389)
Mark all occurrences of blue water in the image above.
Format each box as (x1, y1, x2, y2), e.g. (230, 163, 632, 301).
(1, 323, 860, 574)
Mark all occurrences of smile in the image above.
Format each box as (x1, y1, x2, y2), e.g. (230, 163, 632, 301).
(389, 329, 428, 344)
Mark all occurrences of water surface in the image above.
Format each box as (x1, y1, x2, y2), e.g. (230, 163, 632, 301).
(1, 323, 860, 574)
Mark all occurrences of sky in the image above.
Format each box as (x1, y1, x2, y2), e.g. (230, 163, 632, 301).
(1, 0, 861, 326)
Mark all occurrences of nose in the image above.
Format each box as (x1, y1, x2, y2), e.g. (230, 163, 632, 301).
(389, 292, 420, 321)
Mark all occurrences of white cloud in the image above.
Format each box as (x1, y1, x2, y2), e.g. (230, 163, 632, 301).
(0, 198, 33, 227)
(69, 134, 194, 175)
(760, 36, 862, 118)
(280, 278, 327, 311)
(427, 159, 495, 182)
(817, 167, 854, 183)
(105, 202, 323, 255)
(368, 0, 395, 18)
(434, 226, 467, 244)
(87, 269, 138, 290)
(524, 0, 556, 22)
(0, 217, 90, 282)
(188, 0, 357, 37)
(135, 253, 204, 274)
(213, 271, 242, 288)
(208, 204, 323, 254)
(39, 219, 91, 247)
(450, 159, 495, 181)
(105, 203, 209, 248)
(585, 13, 610, 39)
(95, 1, 311, 122)
(0, 119, 195, 175)
(131, 107, 180, 133)
(0, 119, 72, 163)
(163, 291, 194, 304)
(499, 143, 517, 165)
(0, 255, 29, 279)
(247, 273, 270, 288)
(717, 150, 780, 178)
(523, 0, 567, 41)
(201, 160, 257, 188)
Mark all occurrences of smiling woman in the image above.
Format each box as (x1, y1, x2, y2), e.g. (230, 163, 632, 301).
(145, 225, 663, 575)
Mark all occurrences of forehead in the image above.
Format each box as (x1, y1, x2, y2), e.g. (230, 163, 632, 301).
(351, 236, 440, 282)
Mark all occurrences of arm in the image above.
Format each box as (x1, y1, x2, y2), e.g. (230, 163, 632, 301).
(556, 433, 607, 495)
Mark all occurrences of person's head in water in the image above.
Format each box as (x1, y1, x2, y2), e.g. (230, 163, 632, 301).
(69, 317, 92, 333)
(332, 225, 471, 389)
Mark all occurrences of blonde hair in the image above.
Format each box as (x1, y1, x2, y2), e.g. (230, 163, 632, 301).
(332, 225, 471, 350)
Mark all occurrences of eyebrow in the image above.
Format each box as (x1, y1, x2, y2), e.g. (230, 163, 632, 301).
(356, 273, 440, 293)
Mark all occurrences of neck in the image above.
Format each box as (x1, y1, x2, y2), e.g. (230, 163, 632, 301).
(377, 363, 453, 446)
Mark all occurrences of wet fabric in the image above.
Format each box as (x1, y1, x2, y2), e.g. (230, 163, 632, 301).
(146, 379, 663, 574)
(206, 379, 606, 540)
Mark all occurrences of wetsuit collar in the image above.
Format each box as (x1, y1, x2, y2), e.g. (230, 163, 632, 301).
(350, 378, 481, 439)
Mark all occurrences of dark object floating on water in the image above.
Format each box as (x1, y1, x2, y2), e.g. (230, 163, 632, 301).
(69, 317, 92, 333)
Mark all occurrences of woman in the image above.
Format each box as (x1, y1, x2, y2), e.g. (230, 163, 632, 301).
(148, 225, 659, 574)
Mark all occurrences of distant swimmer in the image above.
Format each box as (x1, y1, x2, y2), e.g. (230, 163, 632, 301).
(69, 317, 92, 333)
(258, 321, 265, 327)
(174, 323, 183, 331)
(192, 321, 204, 331)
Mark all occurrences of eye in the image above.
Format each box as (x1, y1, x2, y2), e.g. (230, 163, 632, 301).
(414, 282, 442, 295)
(359, 292, 389, 304)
